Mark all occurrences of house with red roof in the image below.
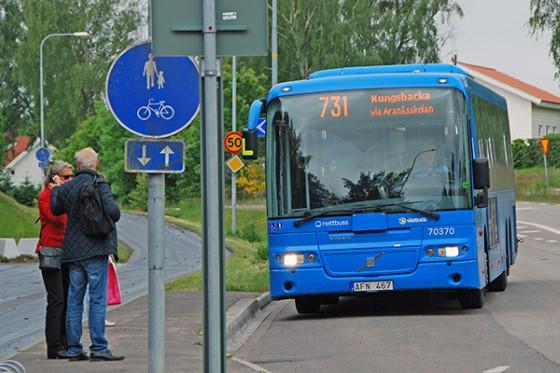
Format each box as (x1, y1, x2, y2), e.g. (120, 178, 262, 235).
(458, 62, 560, 140)
(3, 136, 55, 187)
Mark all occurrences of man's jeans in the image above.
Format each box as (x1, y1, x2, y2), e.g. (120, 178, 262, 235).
(66, 256, 109, 355)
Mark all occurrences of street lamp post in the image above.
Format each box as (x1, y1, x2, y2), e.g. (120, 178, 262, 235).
(39, 32, 89, 152)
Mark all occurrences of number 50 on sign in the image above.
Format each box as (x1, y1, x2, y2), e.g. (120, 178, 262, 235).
(224, 131, 243, 154)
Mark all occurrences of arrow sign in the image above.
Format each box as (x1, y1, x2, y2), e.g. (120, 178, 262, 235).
(256, 118, 266, 138)
(160, 146, 175, 167)
(138, 145, 152, 166)
(125, 139, 184, 173)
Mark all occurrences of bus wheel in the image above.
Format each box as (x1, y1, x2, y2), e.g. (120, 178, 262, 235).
(459, 289, 485, 309)
(488, 270, 507, 292)
(295, 297, 321, 314)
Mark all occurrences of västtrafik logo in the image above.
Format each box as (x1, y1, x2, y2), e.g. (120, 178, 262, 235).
(399, 216, 427, 225)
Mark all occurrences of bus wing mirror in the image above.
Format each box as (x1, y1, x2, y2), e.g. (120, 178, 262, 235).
(473, 158, 490, 189)
(247, 99, 266, 132)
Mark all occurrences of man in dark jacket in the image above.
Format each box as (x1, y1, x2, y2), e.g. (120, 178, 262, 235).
(51, 147, 124, 362)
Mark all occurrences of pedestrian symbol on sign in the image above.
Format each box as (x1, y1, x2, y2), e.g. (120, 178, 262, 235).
(106, 41, 200, 138)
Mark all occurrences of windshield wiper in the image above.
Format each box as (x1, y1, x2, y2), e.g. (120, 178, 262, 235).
(292, 200, 435, 227)
(398, 148, 436, 195)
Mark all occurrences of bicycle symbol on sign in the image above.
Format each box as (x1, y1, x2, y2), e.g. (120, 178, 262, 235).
(136, 99, 175, 120)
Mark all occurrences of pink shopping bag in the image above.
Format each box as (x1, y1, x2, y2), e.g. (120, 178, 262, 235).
(107, 261, 122, 305)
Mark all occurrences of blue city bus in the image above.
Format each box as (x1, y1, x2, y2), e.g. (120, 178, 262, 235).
(246, 64, 517, 313)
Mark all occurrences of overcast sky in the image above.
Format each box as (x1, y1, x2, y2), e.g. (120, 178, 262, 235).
(439, 0, 560, 96)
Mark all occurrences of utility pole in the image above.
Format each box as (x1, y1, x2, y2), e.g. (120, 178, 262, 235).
(271, 0, 278, 86)
(232, 56, 237, 234)
(202, 0, 226, 371)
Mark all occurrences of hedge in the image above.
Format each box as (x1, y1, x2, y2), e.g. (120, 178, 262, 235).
(512, 134, 560, 169)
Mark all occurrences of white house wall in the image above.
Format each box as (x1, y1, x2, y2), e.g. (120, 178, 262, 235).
(472, 80, 533, 140)
(6, 150, 43, 187)
(532, 105, 560, 137)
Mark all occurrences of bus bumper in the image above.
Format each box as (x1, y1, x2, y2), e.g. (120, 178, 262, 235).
(270, 260, 481, 299)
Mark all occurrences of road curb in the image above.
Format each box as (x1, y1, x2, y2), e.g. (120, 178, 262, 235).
(226, 292, 271, 343)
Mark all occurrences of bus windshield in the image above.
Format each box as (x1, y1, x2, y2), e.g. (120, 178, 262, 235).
(266, 87, 472, 218)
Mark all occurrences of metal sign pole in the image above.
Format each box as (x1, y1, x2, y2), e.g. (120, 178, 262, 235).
(148, 173, 166, 373)
(544, 153, 549, 189)
(271, 0, 278, 86)
(202, 0, 226, 371)
(232, 56, 237, 234)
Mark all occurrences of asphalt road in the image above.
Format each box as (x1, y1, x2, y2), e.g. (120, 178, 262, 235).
(0, 213, 203, 359)
(235, 201, 560, 373)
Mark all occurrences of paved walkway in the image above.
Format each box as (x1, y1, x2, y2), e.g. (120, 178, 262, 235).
(9, 291, 257, 373)
(0, 213, 205, 358)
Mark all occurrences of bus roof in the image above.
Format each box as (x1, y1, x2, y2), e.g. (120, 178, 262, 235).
(308, 64, 470, 79)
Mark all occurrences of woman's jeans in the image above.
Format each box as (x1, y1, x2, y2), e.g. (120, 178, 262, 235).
(66, 255, 109, 355)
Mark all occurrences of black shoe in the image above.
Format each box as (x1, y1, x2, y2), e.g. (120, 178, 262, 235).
(68, 351, 89, 361)
(47, 350, 71, 359)
(89, 350, 125, 361)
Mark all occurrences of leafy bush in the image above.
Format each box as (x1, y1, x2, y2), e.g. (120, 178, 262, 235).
(0, 171, 14, 194)
(128, 174, 148, 211)
(512, 137, 560, 168)
(11, 177, 40, 207)
(254, 243, 269, 262)
(239, 223, 260, 243)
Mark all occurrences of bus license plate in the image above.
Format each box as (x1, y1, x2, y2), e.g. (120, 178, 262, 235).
(353, 280, 394, 292)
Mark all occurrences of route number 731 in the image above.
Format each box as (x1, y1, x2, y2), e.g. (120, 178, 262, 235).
(319, 96, 349, 118)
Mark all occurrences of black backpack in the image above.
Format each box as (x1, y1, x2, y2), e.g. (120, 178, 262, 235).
(77, 175, 115, 236)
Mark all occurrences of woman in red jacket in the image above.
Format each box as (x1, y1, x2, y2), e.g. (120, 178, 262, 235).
(36, 160, 74, 359)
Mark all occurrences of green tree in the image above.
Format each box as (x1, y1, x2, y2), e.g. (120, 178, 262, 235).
(57, 101, 135, 202)
(277, 0, 463, 81)
(0, 0, 32, 143)
(129, 174, 148, 211)
(529, 0, 560, 77)
(14, 0, 141, 147)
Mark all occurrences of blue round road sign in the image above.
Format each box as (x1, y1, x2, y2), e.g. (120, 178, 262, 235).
(106, 42, 200, 138)
(35, 147, 51, 162)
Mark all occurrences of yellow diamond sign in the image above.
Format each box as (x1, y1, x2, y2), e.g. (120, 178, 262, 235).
(226, 155, 245, 173)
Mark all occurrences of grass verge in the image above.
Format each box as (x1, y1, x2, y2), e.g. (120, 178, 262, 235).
(117, 240, 133, 263)
(0, 192, 40, 240)
(163, 199, 269, 293)
(515, 167, 560, 204)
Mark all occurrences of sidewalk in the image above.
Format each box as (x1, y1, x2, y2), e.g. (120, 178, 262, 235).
(8, 291, 268, 373)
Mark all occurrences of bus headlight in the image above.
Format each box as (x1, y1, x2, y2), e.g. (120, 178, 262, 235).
(438, 246, 460, 257)
(283, 253, 304, 267)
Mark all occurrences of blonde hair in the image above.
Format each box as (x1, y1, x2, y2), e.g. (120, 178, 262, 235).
(44, 160, 72, 187)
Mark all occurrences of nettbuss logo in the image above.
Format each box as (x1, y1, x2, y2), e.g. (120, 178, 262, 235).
(399, 216, 428, 225)
(314, 219, 350, 229)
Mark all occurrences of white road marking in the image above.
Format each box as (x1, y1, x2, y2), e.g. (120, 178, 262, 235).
(483, 366, 510, 373)
(230, 356, 273, 373)
(546, 240, 559, 244)
(533, 237, 544, 241)
(518, 221, 560, 237)
(517, 230, 541, 234)
(517, 234, 526, 238)
(517, 207, 537, 210)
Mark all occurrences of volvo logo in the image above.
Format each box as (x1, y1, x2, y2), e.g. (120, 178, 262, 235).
(356, 252, 385, 272)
